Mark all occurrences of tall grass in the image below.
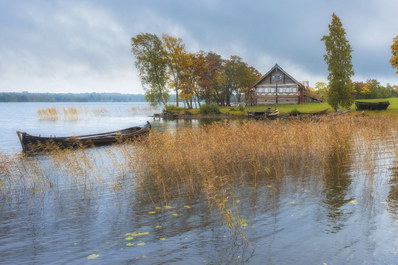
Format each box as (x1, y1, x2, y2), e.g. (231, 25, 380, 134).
(37, 107, 59, 120)
(133, 116, 394, 199)
(2, 116, 398, 236)
(37, 107, 110, 120)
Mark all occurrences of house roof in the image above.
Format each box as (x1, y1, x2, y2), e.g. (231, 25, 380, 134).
(252, 64, 304, 88)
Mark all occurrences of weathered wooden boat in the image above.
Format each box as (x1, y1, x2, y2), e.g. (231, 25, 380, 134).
(16, 122, 151, 153)
(266, 109, 279, 119)
(355, 101, 390, 111)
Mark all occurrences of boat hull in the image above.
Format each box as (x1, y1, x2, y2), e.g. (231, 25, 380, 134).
(17, 122, 151, 153)
(355, 101, 390, 111)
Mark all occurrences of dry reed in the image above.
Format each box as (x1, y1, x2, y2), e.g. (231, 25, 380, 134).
(37, 107, 109, 121)
(133, 116, 397, 200)
(37, 107, 59, 120)
(2, 115, 398, 235)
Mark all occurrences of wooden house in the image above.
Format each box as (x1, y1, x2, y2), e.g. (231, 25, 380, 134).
(246, 64, 311, 106)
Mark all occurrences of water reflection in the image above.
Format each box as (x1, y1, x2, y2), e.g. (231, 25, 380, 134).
(2, 118, 398, 264)
(321, 149, 354, 233)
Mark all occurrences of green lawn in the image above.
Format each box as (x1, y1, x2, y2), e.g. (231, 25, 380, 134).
(166, 98, 398, 116)
(236, 98, 397, 115)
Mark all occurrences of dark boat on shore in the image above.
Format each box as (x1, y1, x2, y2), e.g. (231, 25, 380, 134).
(17, 122, 151, 153)
(355, 101, 390, 111)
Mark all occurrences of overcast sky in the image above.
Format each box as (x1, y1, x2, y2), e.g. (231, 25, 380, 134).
(0, 0, 397, 94)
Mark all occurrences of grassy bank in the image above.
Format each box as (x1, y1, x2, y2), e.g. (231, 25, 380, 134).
(163, 97, 398, 116)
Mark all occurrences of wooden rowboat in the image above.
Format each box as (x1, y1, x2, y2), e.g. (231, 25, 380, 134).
(16, 122, 151, 153)
(266, 109, 279, 119)
(355, 101, 390, 111)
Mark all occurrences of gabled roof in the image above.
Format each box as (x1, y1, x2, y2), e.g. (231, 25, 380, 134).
(252, 64, 304, 88)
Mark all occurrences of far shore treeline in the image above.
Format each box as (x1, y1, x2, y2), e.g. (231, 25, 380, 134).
(0, 92, 146, 102)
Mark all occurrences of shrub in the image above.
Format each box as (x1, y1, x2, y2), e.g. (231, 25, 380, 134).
(289, 108, 302, 116)
(163, 105, 185, 114)
(199, 103, 221, 115)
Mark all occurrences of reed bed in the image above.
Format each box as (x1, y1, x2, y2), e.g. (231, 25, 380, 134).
(37, 107, 59, 120)
(133, 116, 398, 200)
(37, 107, 109, 120)
(129, 106, 159, 114)
(2, 115, 398, 234)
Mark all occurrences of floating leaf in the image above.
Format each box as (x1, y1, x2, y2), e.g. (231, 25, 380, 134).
(349, 200, 358, 205)
(125, 236, 134, 241)
(171, 213, 179, 216)
(183, 205, 192, 209)
(125, 233, 132, 236)
(155, 225, 162, 229)
(131, 232, 150, 237)
(164, 205, 173, 209)
(235, 200, 241, 203)
(126, 243, 134, 247)
(266, 185, 272, 188)
(155, 206, 162, 210)
(87, 254, 100, 259)
(137, 242, 145, 246)
(147, 211, 156, 214)
(159, 237, 166, 241)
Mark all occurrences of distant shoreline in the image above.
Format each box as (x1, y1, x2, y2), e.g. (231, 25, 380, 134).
(0, 92, 146, 102)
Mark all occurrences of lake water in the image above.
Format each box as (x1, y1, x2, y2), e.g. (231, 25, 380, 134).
(1, 103, 398, 264)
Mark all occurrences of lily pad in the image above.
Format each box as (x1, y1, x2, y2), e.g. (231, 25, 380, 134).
(87, 254, 100, 259)
(349, 200, 358, 205)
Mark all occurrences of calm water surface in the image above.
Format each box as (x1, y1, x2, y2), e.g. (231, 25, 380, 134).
(1, 103, 398, 264)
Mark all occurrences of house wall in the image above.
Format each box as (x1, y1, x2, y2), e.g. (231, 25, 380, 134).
(254, 69, 300, 104)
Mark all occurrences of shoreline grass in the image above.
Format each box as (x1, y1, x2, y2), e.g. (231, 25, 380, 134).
(163, 97, 398, 116)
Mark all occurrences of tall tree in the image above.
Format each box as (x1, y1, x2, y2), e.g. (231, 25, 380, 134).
(131, 33, 169, 106)
(391, 35, 398, 74)
(195, 52, 222, 104)
(321, 13, 354, 111)
(162, 34, 187, 107)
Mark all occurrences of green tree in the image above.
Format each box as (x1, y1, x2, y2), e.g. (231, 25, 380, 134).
(313, 82, 329, 100)
(131, 33, 169, 106)
(391, 35, 398, 74)
(321, 14, 354, 111)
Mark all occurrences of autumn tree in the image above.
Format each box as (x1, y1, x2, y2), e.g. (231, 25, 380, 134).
(321, 13, 354, 111)
(162, 34, 187, 106)
(179, 53, 198, 108)
(131, 33, 169, 106)
(195, 52, 222, 104)
(391, 35, 398, 74)
(313, 82, 329, 100)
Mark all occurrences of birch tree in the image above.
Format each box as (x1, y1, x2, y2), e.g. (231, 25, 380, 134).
(321, 13, 354, 111)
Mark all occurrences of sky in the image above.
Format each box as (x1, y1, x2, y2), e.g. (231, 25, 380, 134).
(0, 0, 397, 94)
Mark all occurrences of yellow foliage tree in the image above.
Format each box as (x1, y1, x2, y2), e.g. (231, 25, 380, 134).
(391, 35, 398, 74)
(162, 34, 187, 106)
